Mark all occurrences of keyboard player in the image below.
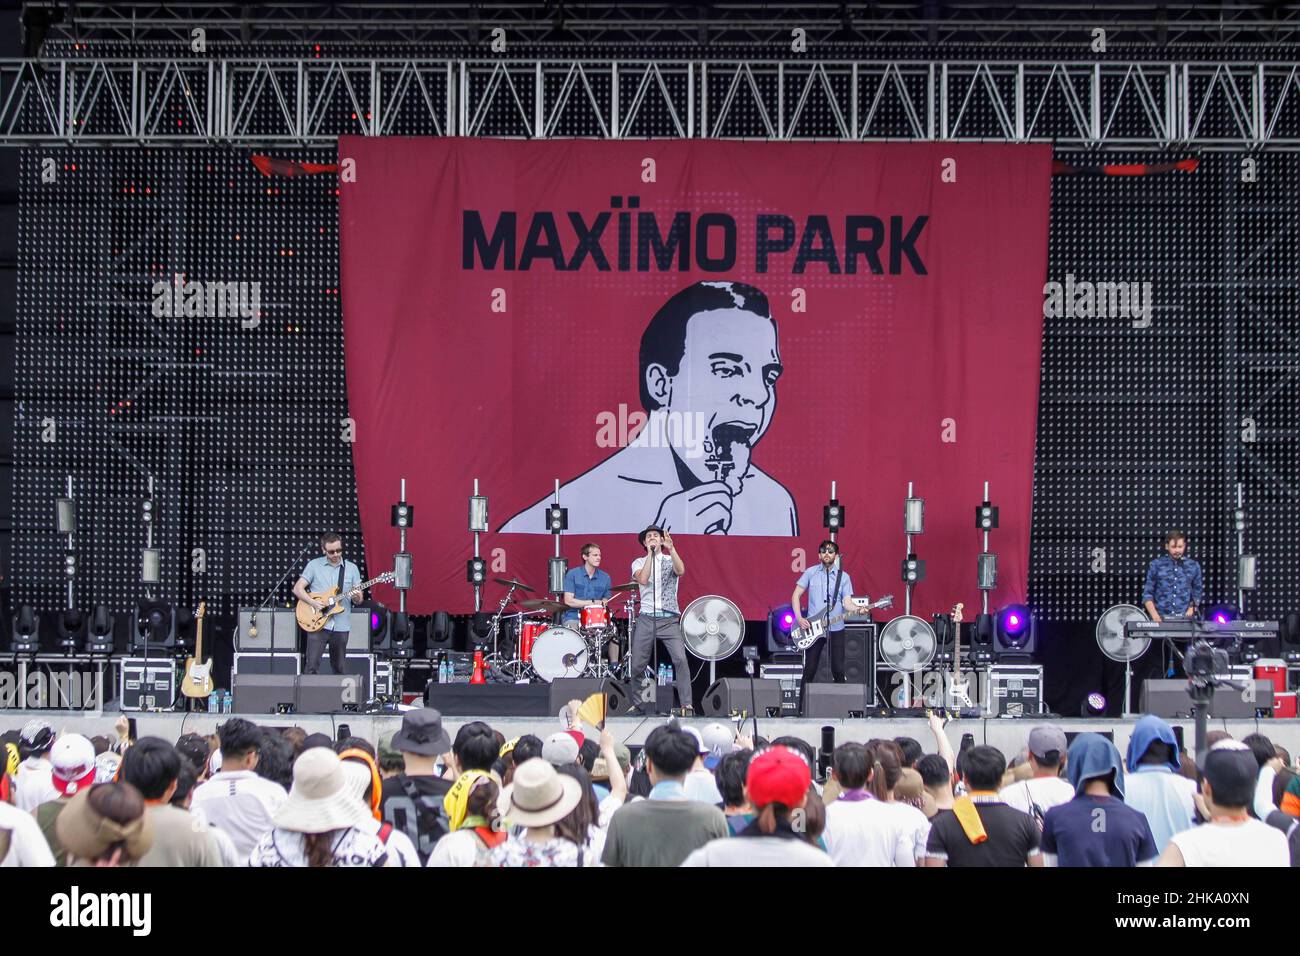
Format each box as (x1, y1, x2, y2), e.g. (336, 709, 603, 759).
(1141, 530, 1203, 624)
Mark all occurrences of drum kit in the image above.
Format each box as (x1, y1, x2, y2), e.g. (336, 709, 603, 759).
(482, 577, 639, 683)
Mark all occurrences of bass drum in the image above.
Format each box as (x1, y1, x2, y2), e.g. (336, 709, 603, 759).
(530, 627, 589, 682)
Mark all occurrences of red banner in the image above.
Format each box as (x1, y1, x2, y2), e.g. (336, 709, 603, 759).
(340, 138, 1050, 620)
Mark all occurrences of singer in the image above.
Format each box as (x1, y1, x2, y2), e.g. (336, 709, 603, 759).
(630, 526, 693, 715)
(293, 532, 363, 675)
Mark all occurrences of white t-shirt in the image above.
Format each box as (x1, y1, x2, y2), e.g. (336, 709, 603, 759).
(999, 777, 1075, 818)
(383, 826, 421, 866)
(881, 799, 932, 862)
(190, 770, 288, 860)
(681, 835, 833, 867)
(0, 800, 56, 867)
(248, 826, 391, 867)
(14, 757, 59, 813)
(823, 799, 917, 867)
(427, 830, 483, 867)
(1169, 818, 1289, 867)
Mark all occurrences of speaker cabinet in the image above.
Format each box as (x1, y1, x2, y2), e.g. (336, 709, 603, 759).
(1140, 679, 1273, 719)
(232, 674, 298, 714)
(701, 678, 782, 717)
(812, 623, 875, 684)
(803, 682, 873, 718)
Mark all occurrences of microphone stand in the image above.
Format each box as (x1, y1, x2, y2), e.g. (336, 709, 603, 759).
(251, 542, 315, 676)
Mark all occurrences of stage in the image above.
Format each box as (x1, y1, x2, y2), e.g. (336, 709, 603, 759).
(2, 711, 1296, 758)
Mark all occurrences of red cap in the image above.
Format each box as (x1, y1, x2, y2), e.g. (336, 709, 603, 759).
(746, 746, 811, 809)
(564, 730, 584, 749)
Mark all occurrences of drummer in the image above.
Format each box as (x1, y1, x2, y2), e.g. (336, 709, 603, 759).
(562, 543, 612, 629)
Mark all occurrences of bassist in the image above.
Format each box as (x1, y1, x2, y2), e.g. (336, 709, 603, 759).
(293, 532, 363, 675)
(793, 540, 863, 714)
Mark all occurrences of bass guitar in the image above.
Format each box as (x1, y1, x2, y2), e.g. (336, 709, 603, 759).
(944, 603, 972, 711)
(794, 595, 894, 650)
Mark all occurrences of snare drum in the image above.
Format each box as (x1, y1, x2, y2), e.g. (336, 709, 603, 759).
(530, 627, 589, 682)
(580, 604, 610, 632)
(518, 621, 547, 663)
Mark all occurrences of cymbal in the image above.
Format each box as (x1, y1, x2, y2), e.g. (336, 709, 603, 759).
(494, 577, 535, 593)
(519, 598, 567, 613)
(609, 581, 638, 593)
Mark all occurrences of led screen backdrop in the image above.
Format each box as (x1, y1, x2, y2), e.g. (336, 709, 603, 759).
(340, 138, 1052, 618)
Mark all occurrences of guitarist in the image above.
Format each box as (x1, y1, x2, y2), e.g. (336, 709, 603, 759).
(793, 540, 863, 715)
(293, 532, 363, 675)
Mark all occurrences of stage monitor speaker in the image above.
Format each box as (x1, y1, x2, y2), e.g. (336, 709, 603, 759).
(298, 675, 361, 714)
(233, 674, 298, 715)
(701, 678, 782, 718)
(804, 683, 873, 718)
(548, 678, 608, 714)
(812, 624, 875, 684)
(604, 680, 636, 718)
(1140, 679, 1273, 719)
(238, 608, 298, 651)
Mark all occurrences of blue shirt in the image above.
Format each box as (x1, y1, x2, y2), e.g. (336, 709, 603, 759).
(1041, 795, 1158, 867)
(561, 565, 612, 625)
(1122, 766, 1197, 853)
(649, 780, 688, 801)
(1141, 555, 1203, 618)
(300, 556, 362, 632)
(796, 563, 855, 632)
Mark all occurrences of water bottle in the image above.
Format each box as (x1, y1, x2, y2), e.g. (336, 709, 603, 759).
(667, 665, 675, 686)
(658, 664, 667, 686)
(440, 658, 450, 684)
(223, 690, 233, 714)
(207, 691, 218, 714)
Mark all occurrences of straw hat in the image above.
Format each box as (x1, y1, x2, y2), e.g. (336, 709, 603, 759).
(500, 758, 582, 828)
(273, 748, 379, 834)
(56, 784, 154, 863)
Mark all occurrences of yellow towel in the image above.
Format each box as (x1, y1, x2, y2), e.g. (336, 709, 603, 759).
(952, 795, 988, 844)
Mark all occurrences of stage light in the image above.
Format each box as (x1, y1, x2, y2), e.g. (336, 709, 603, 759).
(822, 499, 845, 531)
(368, 603, 389, 647)
(468, 495, 489, 532)
(141, 548, 161, 585)
(390, 502, 414, 528)
(133, 600, 176, 651)
(548, 557, 568, 593)
(904, 497, 924, 535)
(766, 604, 797, 653)
(394, 552, 413, 589)
(977, 553, 998, 590)
(544, 504, 568, 533)
(976, 503, 999, 529)
(426, 611, 454, 658)
(1082, 692, 1107, 717)
(11, 606, 39, 654)
(1205, 604, 1237, 625)
(86, 605, 114, 655)
(56, 609, 84, 651)
(995, 604, 1036, 657)
(466, 557, 487, 584)
(1238, 555, 1257, 590)
(388, 611, 415, 659)
(901, 556, 926, 585)
(141, 498, 155, 525)
(55, 497, 76, 534)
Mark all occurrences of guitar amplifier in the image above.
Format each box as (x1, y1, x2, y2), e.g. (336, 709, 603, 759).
(237, 608, 298, 651)
(119, 658, 178, 711)
(234, 652, 301, 676)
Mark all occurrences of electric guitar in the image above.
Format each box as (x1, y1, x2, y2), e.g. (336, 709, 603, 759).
(295, 571, 396, 632)
(180, 602, 213, 699)
(794, 595, 894, 650)
(944, 603, 972, 711)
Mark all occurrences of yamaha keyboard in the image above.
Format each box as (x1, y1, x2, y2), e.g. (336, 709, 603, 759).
(1123, 619, 1279, 640)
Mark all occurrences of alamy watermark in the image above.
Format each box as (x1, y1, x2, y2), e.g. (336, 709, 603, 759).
(151, 273, 261, 328)
(595, 405, 707, 459)
(1043, 273, 1153, 328)
(0, 669, 103, 712)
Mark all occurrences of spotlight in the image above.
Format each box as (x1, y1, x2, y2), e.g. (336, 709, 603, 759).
(975, 502, 999, 529)
(86, 605, 115, 655)
(766, 603, 797, 653)
(466, 557, 487, 584)
(387, 611, 415, 659)
(141, 548, 161, 586)
(901, 556, 926, 585)
(548, 557, 568, 594)
(426, 611, 454, 658)
(55, 497, 76, 534)
(368, 603, 389, 648)
(1238, 555, 1257, 591)
(904, 496, 924, 535)
(55, 609, 84, 651)
(1205, 604, 1238, 626)
(995, 604, 1036, 657)
(11, 605, 39, 654)
(393, 552, 413, 589)
(971, 613, 995, 663)
(141, 498, 156, 525)
(133, 600, 176, 651)
(1082, 692, 1107, 717)
(544, 504, 568, 533)
(977, 553, 998, 590)
(468, 495, 489, 533)
(64, 551, 77, 579)
(390, 502, 414, 528)
(1281, 612, 1300, 665)
(822, 499, 845, 531)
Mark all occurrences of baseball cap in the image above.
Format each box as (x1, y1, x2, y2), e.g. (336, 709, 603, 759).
(51, 734, 97, 796)
(591, 742, 632, 782)
(1027, 725, 1068, 759)
(542, 732, 580, 766)
(746, 747, 811, 809)
(701, 723, 735, 769)
(683, 726, 709, 756)
(19, 719, 55, 755)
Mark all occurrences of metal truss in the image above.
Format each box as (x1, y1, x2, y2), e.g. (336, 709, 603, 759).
(30, 3, 1300, 48)
(2, 57, 1300, 148)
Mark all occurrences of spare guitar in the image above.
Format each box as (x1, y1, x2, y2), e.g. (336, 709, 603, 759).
(794, 595, 895, 650)
(944, 603, 972, 712)
(180, 602, 213, 699)
(295, 571, 396, 633)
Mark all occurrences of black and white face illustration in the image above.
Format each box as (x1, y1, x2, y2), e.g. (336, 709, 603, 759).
(643, 303, 783, 492)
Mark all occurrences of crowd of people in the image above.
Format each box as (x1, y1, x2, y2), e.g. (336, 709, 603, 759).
(0, 706, 1296, 867)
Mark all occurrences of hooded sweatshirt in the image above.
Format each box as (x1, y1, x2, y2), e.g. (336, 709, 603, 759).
(1122, 716, 1195, 852)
